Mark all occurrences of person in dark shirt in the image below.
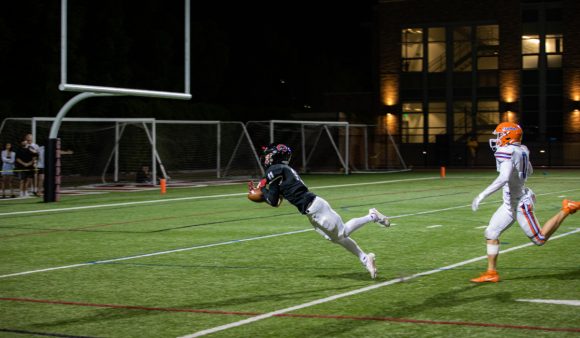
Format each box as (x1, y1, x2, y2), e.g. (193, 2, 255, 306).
(249, 143, 391, 279)
(135, 165, 152, 184)
(14, 139, 34, 197)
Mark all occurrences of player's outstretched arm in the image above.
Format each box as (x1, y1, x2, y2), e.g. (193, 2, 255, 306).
(472, 161, 512, 211)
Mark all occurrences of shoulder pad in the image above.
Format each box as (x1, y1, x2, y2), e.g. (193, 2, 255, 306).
(494, 145, 513, 161)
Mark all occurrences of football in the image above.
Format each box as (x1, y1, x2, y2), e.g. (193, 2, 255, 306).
(247, 189, 264, 203)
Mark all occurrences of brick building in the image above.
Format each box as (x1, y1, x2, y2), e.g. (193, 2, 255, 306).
(375, 0, 580, 167)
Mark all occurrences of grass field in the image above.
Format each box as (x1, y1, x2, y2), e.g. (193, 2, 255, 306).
(0, 170, 579, 338)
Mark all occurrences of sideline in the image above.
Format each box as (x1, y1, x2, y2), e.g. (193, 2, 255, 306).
(0, 177, 438, 217)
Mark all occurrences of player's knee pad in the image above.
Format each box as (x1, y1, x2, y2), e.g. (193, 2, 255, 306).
(484, 227, 500, 241)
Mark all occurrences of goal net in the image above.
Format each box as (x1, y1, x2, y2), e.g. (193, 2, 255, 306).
(244, 120, 407, 174)
(0, 118, 263, 187)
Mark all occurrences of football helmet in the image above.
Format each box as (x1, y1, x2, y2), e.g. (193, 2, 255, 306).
(489, 122, 522, 151)
(261, 143, 292, 168)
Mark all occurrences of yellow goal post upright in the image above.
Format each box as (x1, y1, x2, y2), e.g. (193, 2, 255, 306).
(45, 0, 192, 202)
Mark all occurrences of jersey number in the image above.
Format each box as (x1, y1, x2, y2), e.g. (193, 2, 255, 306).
(522, 153, 528, 179)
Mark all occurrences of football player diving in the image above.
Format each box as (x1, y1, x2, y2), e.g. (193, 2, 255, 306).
(248, 143, 391, 279)
(471, 122, 579, 283)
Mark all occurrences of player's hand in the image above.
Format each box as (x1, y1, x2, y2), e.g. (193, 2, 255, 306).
(256, 178, 267, 189)
(248, 181, 255, 191)
(472, 195, 483, 211)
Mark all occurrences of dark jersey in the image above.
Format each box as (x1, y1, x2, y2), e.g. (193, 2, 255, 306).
(261, 164, 316, 214)
(14, 145, 33, 169)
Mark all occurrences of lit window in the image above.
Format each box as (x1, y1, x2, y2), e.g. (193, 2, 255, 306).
(476, 25, 499, 70)
(546, 34, 563, 68)
(477, 100, 499, 136)
(453, 101, 473, 141)
(428, 102, 447, 142)
(428, 27, 446, 73)
(401, 102, 423, 143)
(402, 28, 423, 72)
(521, 34, 563, 69)
(453, 27, 472, 72)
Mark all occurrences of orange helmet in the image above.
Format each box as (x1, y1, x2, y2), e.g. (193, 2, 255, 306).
(489, 122, 522, 151)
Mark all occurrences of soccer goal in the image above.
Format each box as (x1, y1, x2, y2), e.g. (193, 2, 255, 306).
(0, 118, 263, 187)
(243, 120, 407, 174)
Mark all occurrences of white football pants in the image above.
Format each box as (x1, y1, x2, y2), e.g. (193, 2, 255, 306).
(305, 196, 375, 262)
(485, 188, 546, 245)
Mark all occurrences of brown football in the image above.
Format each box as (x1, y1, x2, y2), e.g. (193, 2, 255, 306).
(247, 189, 264, 202)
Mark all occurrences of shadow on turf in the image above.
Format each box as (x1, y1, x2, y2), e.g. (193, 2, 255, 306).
(501, 268, 580, 282)
(287, 284, 512, 337)
(25, 285, 362, 330)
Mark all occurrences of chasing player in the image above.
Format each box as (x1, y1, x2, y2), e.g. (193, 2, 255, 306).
(248, 143, 390, 279)
(471, 122, 579, 282)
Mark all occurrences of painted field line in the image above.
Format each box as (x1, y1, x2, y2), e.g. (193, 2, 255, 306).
(1, 298, 578, 334)
(476, 225, 487, 229)
(2, 187, 578, 280)
(516, 299, 580, 306)
(0, 177, 438, 217)
(426, 225, 443, 228)
(0, 197, 481, 279)
(0, 229, 312, 279)
(389, 188, 580, 219)
(180, 228, 580, 338)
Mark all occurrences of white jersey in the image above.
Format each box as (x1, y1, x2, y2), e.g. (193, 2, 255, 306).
(480, 144, 533, 209)
(479, 144, 545, 245)
(36, 146, 45, 169)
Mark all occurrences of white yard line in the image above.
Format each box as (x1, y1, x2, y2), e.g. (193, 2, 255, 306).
(426, 225, 443, 228)
(516, 299, 580, 306)
(179, 228, 580, 338)
(0, 197, 468, 280)
(0, 177, 438, 217)
(1, 187, 579, 280)
(0, 229, 312, 279)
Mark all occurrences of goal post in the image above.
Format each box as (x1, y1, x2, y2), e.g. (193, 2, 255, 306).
(40, 0, 193, 202)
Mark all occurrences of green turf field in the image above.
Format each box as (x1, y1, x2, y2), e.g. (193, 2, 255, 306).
(0, 170, 579, 337)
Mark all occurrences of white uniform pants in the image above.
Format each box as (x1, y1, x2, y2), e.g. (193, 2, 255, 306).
(305, 196, 373, 263)
(305, 196, 347, 241)
(485, 188, 546, 245)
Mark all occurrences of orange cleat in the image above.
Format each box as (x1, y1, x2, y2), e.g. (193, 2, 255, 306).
(470, 270, 500, 283)
(562, 199, 579, 214)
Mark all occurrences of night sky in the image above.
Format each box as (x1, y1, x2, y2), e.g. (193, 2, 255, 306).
(1, 0, 377, 121)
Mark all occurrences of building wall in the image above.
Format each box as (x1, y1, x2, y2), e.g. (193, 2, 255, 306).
(563, 0, 580, 141)
(376, 0, 580, 166)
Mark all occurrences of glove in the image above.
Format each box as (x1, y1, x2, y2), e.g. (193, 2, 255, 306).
(248, 180, 255, 191)
(472, 194, 483, 211)
(256, 178, 267, 189)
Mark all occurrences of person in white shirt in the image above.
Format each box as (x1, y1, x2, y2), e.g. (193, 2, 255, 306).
(25, 133, 40, 196)
(1, 142, 16, 198)
(471, 122, 578, 283)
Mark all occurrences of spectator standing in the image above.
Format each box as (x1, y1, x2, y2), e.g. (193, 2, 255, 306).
(1, 142, 16, 198)
(15, 139, 34, 197)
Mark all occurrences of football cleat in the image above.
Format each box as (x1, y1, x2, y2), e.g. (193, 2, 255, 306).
(369, 208, 391, 227)
(470, 270, 500, 283)
(365, 253, 377, 279)
(562, 199, 579, 214)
